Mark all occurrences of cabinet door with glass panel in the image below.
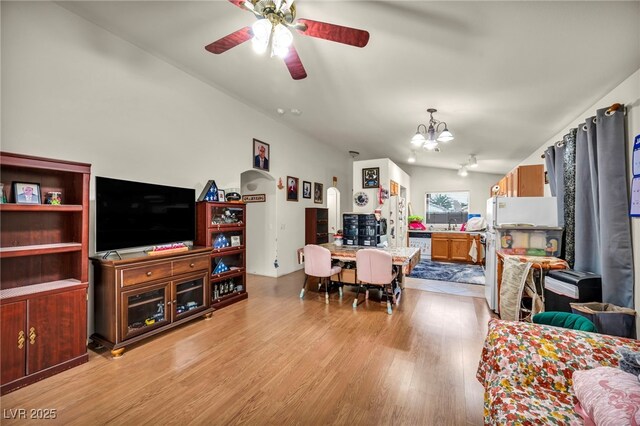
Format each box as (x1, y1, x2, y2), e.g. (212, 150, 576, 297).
(121, 283, 171, 340)
(172, 273, 208, 320)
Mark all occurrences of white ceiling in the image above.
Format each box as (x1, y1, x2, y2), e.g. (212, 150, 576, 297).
(58, 0, 640, 174)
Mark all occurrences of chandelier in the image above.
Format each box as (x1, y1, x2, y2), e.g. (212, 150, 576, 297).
(410, 108, 454, 151)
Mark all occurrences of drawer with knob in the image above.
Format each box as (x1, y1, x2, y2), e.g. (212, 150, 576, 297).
(172, 255, 209, 276)
(120, 263, 172, 287)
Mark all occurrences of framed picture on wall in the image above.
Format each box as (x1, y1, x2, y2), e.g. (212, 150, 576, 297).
(314, 182, 323, 204)
(287, 176, 299, 201)
(253, 139, 270, 172)
(362, 167, 379, 188)
(302, 181, 311, 199)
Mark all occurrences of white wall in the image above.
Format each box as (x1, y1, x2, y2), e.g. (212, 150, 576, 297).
(517, 68, 640, 329)
(1, 3, 352, 277)
(404, 165, 503, 223)
(351, 158, 411, 243)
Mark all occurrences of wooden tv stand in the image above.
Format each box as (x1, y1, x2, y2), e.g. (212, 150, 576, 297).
(90, 246, 213, 357)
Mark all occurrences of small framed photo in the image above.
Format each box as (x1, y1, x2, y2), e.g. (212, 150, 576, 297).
(217, 189, 226, 202)
(287, 176, 299, 201)
(362, 167, 380, 188)
(13, 182, 41, 204)
(253, 139, 270, 172)
(230, 236, 241, 247)
(314, 182, 323, 204)
(302, 181, 311, 199)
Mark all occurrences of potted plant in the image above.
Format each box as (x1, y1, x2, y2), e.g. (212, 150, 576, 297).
(408, 215, 426, 230)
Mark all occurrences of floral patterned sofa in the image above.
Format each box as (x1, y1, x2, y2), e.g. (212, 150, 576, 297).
(477, 319, 640, 425)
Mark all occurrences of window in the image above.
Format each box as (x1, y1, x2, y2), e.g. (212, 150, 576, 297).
(425, 191, 469, 224)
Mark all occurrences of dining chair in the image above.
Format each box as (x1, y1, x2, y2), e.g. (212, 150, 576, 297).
(355, 249, 398, 314)
(301, 244, 342, 303)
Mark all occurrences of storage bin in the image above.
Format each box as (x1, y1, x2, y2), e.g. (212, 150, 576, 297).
(571, 302, 636, 339)
(495, 226, 563, 257)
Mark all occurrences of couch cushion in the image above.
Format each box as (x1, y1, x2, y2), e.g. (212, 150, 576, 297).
(573, 367, 640, 425)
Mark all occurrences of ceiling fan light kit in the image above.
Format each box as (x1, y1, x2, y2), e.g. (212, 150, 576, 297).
(206, 0, 370, 80)
(410, 108, 454, 152)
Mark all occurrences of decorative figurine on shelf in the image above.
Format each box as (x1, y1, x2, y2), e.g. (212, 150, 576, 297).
(213, 260, 229, 274)
(45, 191, 62, 205)
(197, 180, 219, 202)
(153, 302, 164, 321)
(213, 234, 230, 249)
(186, 301, 198, 310)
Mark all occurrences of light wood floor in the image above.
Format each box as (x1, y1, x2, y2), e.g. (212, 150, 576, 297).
(1, 271, 492, 425)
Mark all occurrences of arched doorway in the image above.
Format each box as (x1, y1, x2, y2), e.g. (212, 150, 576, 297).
(240, 170, 277, 277)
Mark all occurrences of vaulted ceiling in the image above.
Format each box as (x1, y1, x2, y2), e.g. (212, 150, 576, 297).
(58, 1, 640, 174)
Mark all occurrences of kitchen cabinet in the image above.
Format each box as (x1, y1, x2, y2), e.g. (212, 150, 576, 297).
(431, 233, 482, 264)
(490, 165, 543, 197)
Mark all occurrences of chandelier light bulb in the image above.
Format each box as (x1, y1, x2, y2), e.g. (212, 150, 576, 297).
(458, 165, 468, 177)
(410, 108, 454, 151)
(408, 152, 417, 163)
(437, 128, 454, 143)
(272, 24, 293, 58)
(411, 131, 426, 147)
(251, 19, 272, 54)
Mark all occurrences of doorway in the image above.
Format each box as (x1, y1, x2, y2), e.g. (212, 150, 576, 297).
(327, 187, 341, 239)
(240, 170, 277, 277)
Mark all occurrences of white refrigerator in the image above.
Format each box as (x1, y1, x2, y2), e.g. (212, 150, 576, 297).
(484, 196, 558, 311)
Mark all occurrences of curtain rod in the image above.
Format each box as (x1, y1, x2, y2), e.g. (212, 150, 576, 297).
(541, 102, 627, 158)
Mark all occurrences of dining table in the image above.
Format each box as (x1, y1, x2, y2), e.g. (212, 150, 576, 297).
(297, 243, 421, 286)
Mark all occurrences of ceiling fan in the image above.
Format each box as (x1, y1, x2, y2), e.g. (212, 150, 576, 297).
(205, 0, 370, 80)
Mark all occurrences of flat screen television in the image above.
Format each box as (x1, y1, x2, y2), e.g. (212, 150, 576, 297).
(96, 176, 195, 253)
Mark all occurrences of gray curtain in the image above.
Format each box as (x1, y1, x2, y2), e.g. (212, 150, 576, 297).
(562, 129, 576, 268)
(555, 143, 566, 226)
(573, 107, 632, 308)
(545, 146, 557, 196)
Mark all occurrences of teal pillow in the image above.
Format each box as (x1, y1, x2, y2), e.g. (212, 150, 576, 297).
(533, 311, 598, 332)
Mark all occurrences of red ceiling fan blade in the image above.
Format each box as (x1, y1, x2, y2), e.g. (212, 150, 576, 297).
(227, 0, 248, 10)
(295, 19, 369, 48)
(205, 27, 253, 54)
(283, 45, 307, 80)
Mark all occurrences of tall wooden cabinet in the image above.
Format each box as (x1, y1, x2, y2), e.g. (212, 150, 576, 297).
(305, 208, 329, 244)
(0, 152, 90, 394)
(195, 202, 248, 309)
(491, 164, 544, 197)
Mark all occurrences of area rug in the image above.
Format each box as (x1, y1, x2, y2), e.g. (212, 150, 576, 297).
(408, 260, 485, 285)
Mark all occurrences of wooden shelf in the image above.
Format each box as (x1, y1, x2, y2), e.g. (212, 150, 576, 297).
(210, 269, 244, 283)
(0, 204, 83, 212)
(210, 248, 244, 258)
(1, 151, 90, 395)
(212, 245, 245, 254)
(212, 291, 247, 308)
(0, 242, 83, 258)
(176, 285, 203, 296)
(127, 296, 164, 309)
(208, 223, 245, 230)
(0, 279, 83, 300)
(210, 268, 244, 281)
